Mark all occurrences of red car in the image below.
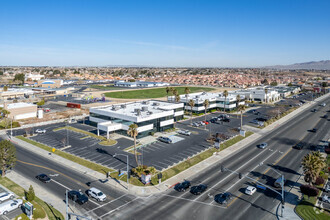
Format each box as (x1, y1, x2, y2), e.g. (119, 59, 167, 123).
(203, 121, 209, 125)
(43, 108, 50, 112)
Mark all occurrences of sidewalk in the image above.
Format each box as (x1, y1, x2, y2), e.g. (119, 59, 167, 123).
(9, 93, 330, 197)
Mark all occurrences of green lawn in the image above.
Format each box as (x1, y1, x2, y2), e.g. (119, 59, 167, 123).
(296, 195, 330, 220)
(0, 177, 63, 220)
(104, 86, 215, 99)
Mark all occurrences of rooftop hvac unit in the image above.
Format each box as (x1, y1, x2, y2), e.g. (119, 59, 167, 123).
(121, 104, 126, 108)
(142, 101, 150, 105)
(202, 92, 207, 95)
(134, 108, 140, 113)
(147, 111, 153, 115)
(136, 109, 141, 116)
(112, 106, 120, 111)
(196, 95, 200, 98)
(142, 106, 148, 111)
(153, 102, 160, 106)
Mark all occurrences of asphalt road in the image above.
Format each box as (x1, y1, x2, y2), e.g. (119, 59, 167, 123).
(111, 96, 330, 220)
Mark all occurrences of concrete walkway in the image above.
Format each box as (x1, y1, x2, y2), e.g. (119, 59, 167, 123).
(8, 93, 330, 198)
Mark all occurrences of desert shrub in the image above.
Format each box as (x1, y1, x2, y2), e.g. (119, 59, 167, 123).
(300, 184, 319, 197)
(315, 176, 325, 185)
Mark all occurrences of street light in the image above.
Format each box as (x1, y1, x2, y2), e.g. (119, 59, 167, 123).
(260, 162, 285, 217)
(113, 153, 129, 191)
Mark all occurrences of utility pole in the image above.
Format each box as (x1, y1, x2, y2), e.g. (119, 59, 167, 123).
(10, 117, 13, 138)
(113, 154, 129, 191)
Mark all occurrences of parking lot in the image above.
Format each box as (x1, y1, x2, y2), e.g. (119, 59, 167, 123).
(0, 187, 22, 220)
(319, 180, 330, 211)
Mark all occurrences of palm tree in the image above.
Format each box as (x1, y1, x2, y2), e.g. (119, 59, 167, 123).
(169, 87, 174, 102)
(203, 99, 209, 130)
(175, 94, 180, 103)
(237, 105, 246, 131)
(265, 88, 268, 103)
(127, 123, 139, 166)
(223, 90, 228, 112)
(184, 87, 190, 99)
(302, 151, 326, 185)
(188, 99, 195, 125)
(236, 94, 241, 118)
(165, 86, 170, 102)
(172, 89, 178, 103)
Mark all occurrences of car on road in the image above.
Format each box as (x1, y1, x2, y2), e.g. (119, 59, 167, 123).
(311, 109, 317, 112)
(254, 112, 260, 115)
(309, 128, 317, 133)
(292, 143, 303, 150)
(257, 143, 268, 149)
(158, 136, 172, 144)
(222, 118, 230, 122)
(321, 195, 330, 203)
(174, 180, 191, 192)
(36, 174, 51, 183)
(320, 103, 326, 107)
(68, 190, 88, 205)
(190, 184, 207, 195)
(0, 192, 15, 203)
(214, 192, 232, 204)
(0, 199, 23, 215)
(35, 129, 46, 134)
(87, 187, 106, 202)
(177, 130, 191, 136)
(245, 186, 257, 195)
(247, 110, 257, 114)
(323, 114, 328, 119)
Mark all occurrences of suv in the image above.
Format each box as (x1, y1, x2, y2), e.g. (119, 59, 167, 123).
(190, 184, 207, 195)
(245, 186, 257, 195)
(158, 136, 172, 144)
(87, 188, 106, 202)
(68, 191, 88, 205)
(0, 199, 22, 215)
(292, 143, 303, 150)
(214, 192, 231, 204)
(0, 192, 15, 203)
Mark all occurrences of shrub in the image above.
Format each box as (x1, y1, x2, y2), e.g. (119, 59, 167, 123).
(325, 148, 330, 154)
(25, 185, 35, 201)
(315, 176, 325, 185)
(149, 132, 155, 136)
(300, 184, 319, 197)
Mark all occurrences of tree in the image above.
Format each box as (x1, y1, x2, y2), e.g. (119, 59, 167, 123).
(0, 140, 16, 176)
(3, 86, 8, 92)
(165, 87, 170, 101)
(184, 87, 190, 99)
(188, 99, 195, 125)
(14, 73, 25, 85)
(302, 151, 326, 185)
(0, 108, 10, 119)
(203, 99, 209, 130)
(175, 94, 180, 103)
(223, 90, 228, 112)
(270, 81, 278, 86)
(264, 88, 268, 103)
(287, 82, 293, 87)
(237, 105, 246, 131)
(37, 99, 45, 106)
(236, 95, 241, 118)
(127, 124, 139, 166)
(300, 184, 319, 198)
(26, 185, 35, 201)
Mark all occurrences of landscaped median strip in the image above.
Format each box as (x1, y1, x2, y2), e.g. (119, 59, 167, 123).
(0, 177, 64, 220)
(53, 126, 117, 146)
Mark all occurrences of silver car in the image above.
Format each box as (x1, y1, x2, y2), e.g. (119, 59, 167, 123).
(257, 143, 268, 149)
(177, 130, 191, 136)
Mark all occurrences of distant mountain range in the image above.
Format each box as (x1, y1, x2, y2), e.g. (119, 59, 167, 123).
(265, 60, 330, 70)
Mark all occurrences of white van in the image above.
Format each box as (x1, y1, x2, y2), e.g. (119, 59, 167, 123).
(0, 199, 23, 215)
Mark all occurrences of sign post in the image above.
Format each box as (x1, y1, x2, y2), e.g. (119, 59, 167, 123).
(24, 202, 33, 219)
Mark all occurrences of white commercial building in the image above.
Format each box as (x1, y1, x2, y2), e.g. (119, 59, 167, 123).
(168, 92, 245, 113)
(25, 73, 45, 81)
(0, 102, 37, 120)
(229, 87, 281, 103)
(89, 100, 184, 138)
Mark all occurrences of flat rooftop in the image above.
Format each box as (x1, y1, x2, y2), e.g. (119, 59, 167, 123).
(0, 102, 36, 109)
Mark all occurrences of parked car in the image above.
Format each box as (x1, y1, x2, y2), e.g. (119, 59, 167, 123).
(203, 121, 209, 125)
(0, 199, 23, 215)
(245, 186, 257, 195)
(0, 192, 15, 203)
(174, 180, 191, 192)
(68, 190, 88, 205)
(222, 118, 230, 122)
(87, 187, 106, 202)
(214, 192, 231, 204)
(324, 184, 330, 193)
(35, 129, 46, 134)
(311, 109, 317, 112)
(43, 108, 50, 112)
(190, 184, 207, 195)
(323, 115, 328, 119)
(199, 121, 205, 126)
(192, 122, 200, 127)
(36, 174, 51, 183)
(257, 143, 268, 149)
(256, 117, 268, 122)
(322, 195, 330, 203)
(321, 103, 326, 107)
(292, 143, 303, 150)
(158, 136, 172, 144)
(177, 130, 191, 136)
(254, 112, 260, 115)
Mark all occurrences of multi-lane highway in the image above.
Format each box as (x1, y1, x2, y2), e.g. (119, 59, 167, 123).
(111, 97, 329, 220)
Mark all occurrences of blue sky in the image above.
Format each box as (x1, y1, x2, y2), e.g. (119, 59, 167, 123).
(0, 0, 329, 67)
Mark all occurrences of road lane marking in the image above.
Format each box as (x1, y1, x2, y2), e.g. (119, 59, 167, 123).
(99, 197, 139, 218)
(162, 194, 226, 209)
(85, 194, 128, 214)
(51, 179, 71, 190)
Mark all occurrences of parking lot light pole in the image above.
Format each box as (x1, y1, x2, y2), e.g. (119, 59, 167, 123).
(113, 153, 129, 191)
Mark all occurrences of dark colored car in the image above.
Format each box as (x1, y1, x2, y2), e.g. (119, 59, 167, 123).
(222, 118, 230, 122)
(254, 112, 260, 115)
(36, 174, 51, 183)
(310, 128, 317, 133)
(174, 181, 191, 192)
(292, 143, 303, 150)
(311, 109, 317, 112)
(214, 192, 232, 204)
(190, 184, 207, 195)
(256, 117, 268, 122)
(68, 190, 88, 205)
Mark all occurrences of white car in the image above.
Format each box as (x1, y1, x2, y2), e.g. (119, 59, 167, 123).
(257, 143, 268, 149)
(87, 187, 106, 202)
(321, 103, 326, 107)
(177, 130, 191, 136)
(0, 192, 15, 203)
(35, 129, 46, 134)
(245, 186, 257, 195)
(322, 195, 330, 203)
(0, 199, 23, 215)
